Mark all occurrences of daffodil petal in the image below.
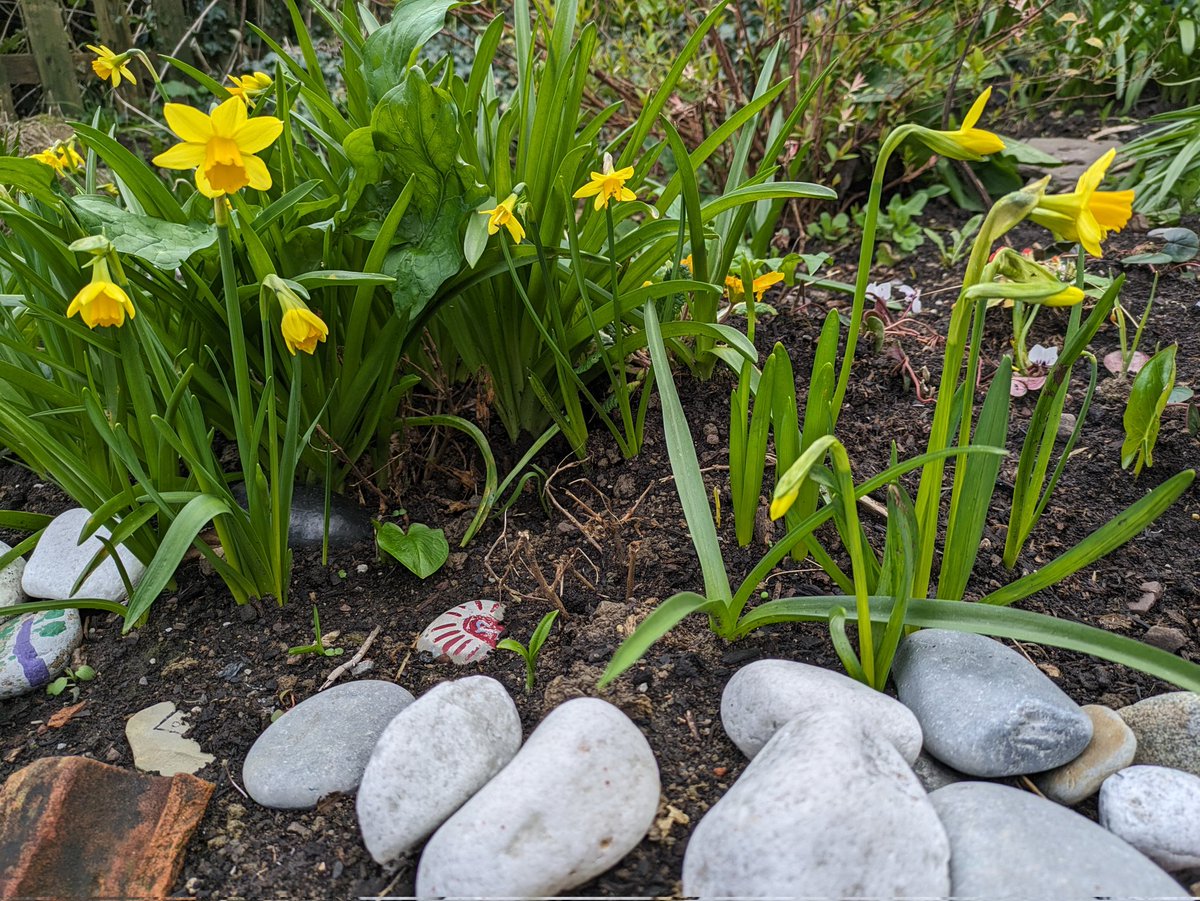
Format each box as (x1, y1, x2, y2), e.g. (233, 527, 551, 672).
(233, 116, 283, 154)
(1076, 148, 1116, 196)
(151, 141, 207, 170)
(962, 87, 991, 130)
(210, 96, 248, 137)
(163, 103, 213, 143)
(573, 180, 603, 199)
(241, 154, 272, 191)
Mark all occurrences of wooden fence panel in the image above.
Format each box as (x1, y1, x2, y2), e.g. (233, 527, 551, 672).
(15, 0, 82, 114)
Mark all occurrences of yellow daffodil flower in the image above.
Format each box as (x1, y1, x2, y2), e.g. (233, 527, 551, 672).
(87, 45, 137, 88)
(726, 271, 785, 302)
(227, 72, 273, 103)
(479, 193, 525, 243)
(681, 254, 693, 272)
(152, 97, 283, 198)
(58, 141, 85, 172)
(29, 148, 64, 173)
(1029, 148, 1134, 257)
(67, 257, 135, 328)
(281, 306, 328, 355)
(265, 276, 328, 355)
(573, 152, 637, 210)
(915, 87, 1005, 161)
(1044, 285, 1086, 306)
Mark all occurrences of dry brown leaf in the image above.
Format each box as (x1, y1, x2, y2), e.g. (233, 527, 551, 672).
(46, 701, 87, 730)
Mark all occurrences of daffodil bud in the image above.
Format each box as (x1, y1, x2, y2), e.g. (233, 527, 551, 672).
(263, 274, 328, 355)
(988, 176, 1050, 241)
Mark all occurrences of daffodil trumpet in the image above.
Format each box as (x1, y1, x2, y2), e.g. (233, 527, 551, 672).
(1029, 149, 1134, 257)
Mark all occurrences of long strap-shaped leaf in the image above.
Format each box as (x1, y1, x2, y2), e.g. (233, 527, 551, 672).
(598, 591, 724, 688)
(982, 468, 1194, 608)
(735, 596, 1200, 692)
(644, 301, 732, 607)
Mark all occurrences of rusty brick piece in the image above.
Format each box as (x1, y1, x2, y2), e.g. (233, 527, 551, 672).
(0, 755, 213, 899)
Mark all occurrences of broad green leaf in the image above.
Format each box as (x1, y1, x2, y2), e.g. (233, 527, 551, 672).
(0, 156, 60, 205)
(1123, 227, 1199, 265)
(0, 511, 53, 532)
(369, 70, 488, 335)
(70, 196, 216, 268)
(1121, 345, 1176, 475)
(643, 301, 732, 607)
(939, 357, 1011, 601)
(375, 521, 449, 579)
(291, 270, 395, 289)
(361, 0, 467, 105)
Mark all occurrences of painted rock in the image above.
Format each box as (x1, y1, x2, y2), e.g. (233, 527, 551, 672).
(416, 600, 505, 664)
(22, 508, 145, 602)
(416, 698, 659, 898)
(0, 609, 82, 699)
(357, 676, 521, 863)
(243, 680, 416, 809)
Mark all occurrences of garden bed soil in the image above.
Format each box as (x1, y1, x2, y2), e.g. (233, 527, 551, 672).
(0, 219, 1197, 899)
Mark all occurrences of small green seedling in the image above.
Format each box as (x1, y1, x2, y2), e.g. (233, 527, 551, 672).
(497, 611, 559, 693)
(288, 606, 344, 658)
(46, 665, 95, 701)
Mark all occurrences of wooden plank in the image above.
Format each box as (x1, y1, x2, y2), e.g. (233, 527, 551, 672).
(15, 0, 83, 114)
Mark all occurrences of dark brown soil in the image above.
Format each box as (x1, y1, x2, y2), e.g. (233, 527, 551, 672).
(0, 216, 1197, 899)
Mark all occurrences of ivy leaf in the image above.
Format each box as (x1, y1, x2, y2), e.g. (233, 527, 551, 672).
(1121, 344, 1177, 476)
(375, 521, 449, 579)
(70, 196, 216, 269)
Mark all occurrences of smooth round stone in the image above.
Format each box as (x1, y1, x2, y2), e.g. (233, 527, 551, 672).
(22, 508, 145, 602)
(242, 680, 415, 809)
(0, 540, 27, 609)
(893, 630, 1092, 777)
(1035, 705, 1137, 805)
(1119, 692, 1200, 778)
(720, 658, 922, 763)
(356, 676, 521, 864)
(416, 698, 659, 898)
(911, 750, 967, 794)
(0, 608, 82, 699)
(930, 781, 1187, 898)
(683, 708, 950, 898)
(1100, 765, 1200, 871)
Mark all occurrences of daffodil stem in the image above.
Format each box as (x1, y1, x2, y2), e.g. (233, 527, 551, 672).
(830, 441, 874, 688)
(605, 205, 636, 451)
(215, 200, 254, 482)
(831, 124, 916, 423)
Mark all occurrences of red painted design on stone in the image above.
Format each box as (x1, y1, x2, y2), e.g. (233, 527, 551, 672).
(417, 600, 506, 664)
